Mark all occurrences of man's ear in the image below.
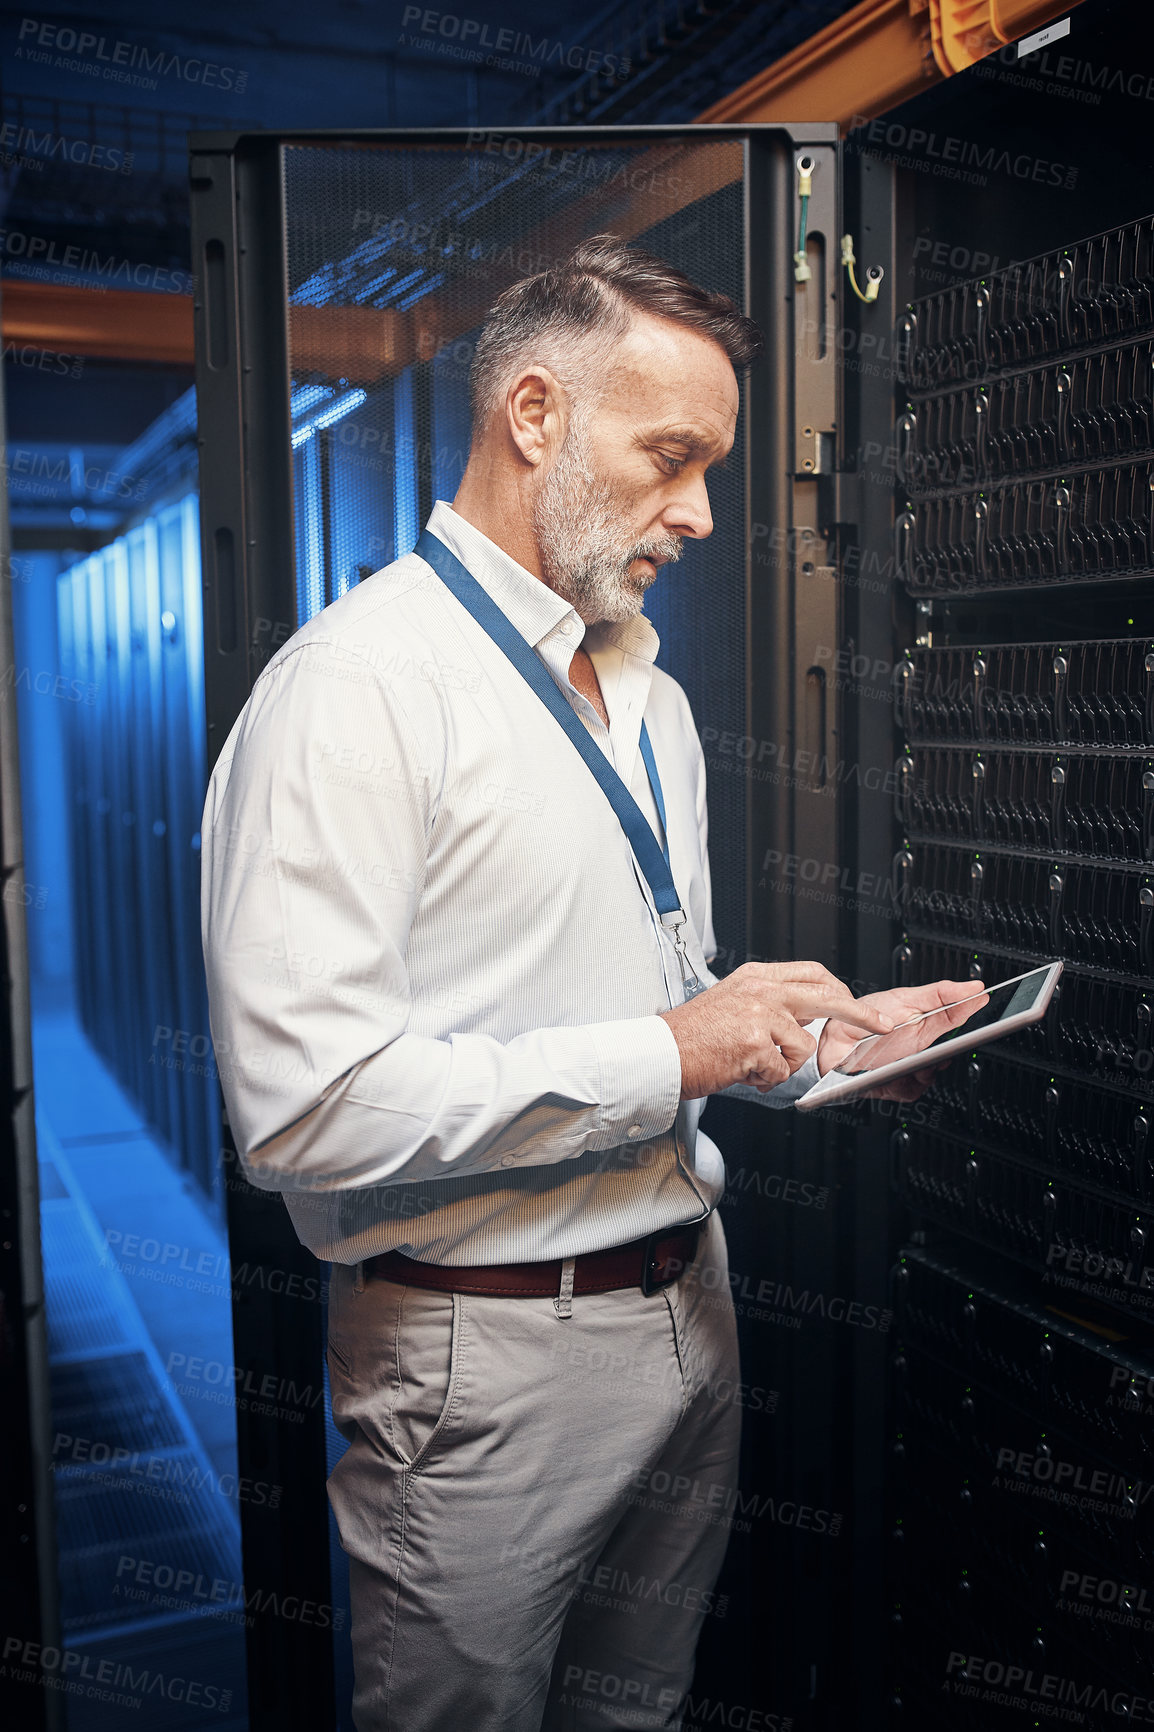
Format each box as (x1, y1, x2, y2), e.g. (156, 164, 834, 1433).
(505, 366, 566, 467)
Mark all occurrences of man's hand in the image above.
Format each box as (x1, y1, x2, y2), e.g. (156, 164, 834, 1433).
(657, 962, 897, 1101)
(816, 978, 988, 1101)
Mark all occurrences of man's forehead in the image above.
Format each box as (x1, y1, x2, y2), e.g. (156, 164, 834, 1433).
(609, 315, 739, 431)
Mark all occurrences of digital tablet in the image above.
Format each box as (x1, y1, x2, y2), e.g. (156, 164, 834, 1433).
(794, 961, 1063, 1113)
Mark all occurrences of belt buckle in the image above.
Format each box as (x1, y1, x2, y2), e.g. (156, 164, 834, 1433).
(640, 1224, 698, 1296)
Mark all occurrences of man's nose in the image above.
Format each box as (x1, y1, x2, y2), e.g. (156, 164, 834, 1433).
(668, 473, 713, 541)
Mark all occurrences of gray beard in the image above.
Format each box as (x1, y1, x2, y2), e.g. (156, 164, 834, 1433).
(532, 413, 683, 624)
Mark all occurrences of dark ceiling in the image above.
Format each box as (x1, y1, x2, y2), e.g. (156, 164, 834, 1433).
(0, 0, 864, 541)
(7, 0, 1150, 548)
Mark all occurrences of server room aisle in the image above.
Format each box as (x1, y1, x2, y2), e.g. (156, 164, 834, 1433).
(10, 502, 250, 1724)
(29, 1004, 247, 1730)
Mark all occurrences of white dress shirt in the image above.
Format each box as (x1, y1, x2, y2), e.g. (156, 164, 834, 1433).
(200, 500, 823, 1265)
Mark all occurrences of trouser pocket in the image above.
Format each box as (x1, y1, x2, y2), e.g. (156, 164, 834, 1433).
(326, 1272, 460, 1475)
(392, 1284, 459, 1474)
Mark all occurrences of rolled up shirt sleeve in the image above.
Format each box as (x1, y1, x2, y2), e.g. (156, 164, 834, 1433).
(200, 640, 683, 1197)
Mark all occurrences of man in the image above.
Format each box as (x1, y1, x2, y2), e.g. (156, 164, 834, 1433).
(200, 234, 980, 1730)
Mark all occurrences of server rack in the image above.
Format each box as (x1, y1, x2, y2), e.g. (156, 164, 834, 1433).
(55, 496, 220, 1211)
(885, 215, 1154, 1726)
(190, 96, 1154, 1729)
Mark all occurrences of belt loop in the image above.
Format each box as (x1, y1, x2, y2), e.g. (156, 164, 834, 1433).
(553, 1257, 576, 1320)
(353, 1259, 365, 1296)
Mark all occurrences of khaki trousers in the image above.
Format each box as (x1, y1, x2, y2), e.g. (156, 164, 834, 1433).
(326, 1210, 742, 1731)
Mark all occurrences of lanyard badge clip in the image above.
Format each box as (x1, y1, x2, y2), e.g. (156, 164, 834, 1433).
(662, 909, 706, 1002)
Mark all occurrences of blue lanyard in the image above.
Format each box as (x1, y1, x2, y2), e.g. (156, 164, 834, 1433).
(416, 529, 704, 998)
(638, 719, 670, 868)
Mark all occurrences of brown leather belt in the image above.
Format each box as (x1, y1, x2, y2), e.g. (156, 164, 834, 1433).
(364, 1221, 705, 1298)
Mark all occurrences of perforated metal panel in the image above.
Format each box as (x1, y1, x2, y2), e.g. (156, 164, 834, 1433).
(191, 120, 859, 1731)
(280, 135, 750, 967)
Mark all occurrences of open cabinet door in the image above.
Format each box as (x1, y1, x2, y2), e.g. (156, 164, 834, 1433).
(190, 122, 907, 1731)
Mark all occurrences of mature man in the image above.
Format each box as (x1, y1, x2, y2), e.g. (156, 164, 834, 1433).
(201, 234, 978, 1730)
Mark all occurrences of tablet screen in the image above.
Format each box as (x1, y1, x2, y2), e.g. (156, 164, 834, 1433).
(831, 967, 1050, 1077)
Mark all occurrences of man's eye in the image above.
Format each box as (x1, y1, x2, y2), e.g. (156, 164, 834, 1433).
(657, 452, 686, 474)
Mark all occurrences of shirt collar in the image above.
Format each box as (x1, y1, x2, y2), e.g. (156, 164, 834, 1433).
(424, 499, 661, 666)
(426, 499, 575, 650)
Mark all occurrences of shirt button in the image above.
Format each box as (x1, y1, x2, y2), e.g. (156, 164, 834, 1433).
(628, 1123, 643, 1139)
(500, 1156, 515, 1167)
(560, 619, 574, 635)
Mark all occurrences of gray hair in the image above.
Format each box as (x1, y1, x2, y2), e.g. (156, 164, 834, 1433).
(468, 233, 762, 429)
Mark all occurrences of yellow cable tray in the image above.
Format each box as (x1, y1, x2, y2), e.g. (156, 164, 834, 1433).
(928, 0, 1071, 76)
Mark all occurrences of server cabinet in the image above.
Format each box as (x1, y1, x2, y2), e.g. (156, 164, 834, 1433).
(885, 215, 1154, 1727)
(191, 114, 1154, 1730)
(55, 497, 220, 1209)
(191, 121, 891, 1731)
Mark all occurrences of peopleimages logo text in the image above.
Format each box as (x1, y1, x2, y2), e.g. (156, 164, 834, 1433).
(15, 17, 247, 91)
(846, 114, 1077, 189)
(0, 122, 132, 173)
(0, 228, 192, 293)
(400, 8, 631, 78)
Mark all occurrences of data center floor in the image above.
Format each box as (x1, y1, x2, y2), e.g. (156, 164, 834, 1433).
(31, 989, 247, 1732)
